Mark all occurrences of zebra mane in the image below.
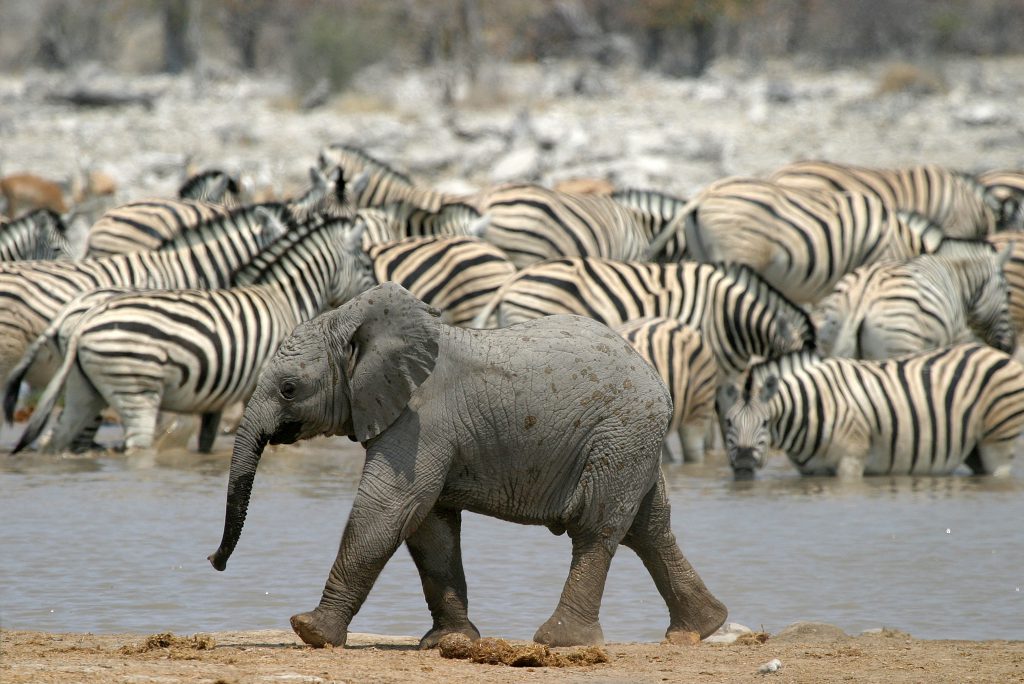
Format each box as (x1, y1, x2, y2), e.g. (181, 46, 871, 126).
(935, 236, 996, 257)
(611, 187, 687, 204)
(156, 202, 293, 251)
(715, 262, 816, 348)
(232, 214, 357, 286)
(178, 169, 239, 198)
(319, 143, 414, 186)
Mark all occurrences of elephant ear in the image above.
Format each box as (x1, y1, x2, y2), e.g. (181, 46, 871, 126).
(324, 282, 441, 443)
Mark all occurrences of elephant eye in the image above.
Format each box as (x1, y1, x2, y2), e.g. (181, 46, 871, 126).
(280, 380, 297, 400)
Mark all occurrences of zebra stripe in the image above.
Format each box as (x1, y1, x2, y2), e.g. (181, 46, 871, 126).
(178, 169, 241, 207)
(0, 209, 71, 261)
(367, 235, 516, 327)
(770, 160, 998, 237)
(9, 215, 373, 454)
(987, 231, 1024, 336)
(473, 256, 815, 376)
(669, 177, 945, 303)
(814, 241, 1015, 359)
(718, 344, 1024, 477)
(614, 318, 716, 463)
(84, 199, 234, 257)
(475, 183, 663, 269)
(0, 204, 290, 391)
(319, 143, 455, 212)
(611, 188, 689, 261)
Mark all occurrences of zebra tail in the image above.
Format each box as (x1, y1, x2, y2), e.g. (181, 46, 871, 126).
(468, 211, 492, 238)
(10, 331, 80, 454)
(644, 197, 699, 261)
(470, 286, 504, 329)
(3, 327, 58, 424)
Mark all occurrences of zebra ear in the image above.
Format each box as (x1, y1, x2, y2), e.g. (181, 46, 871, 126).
(717, 383, 739, 411)
(760, 376, 779, 402)
(309, 166, 328, 192)
(324, 283, 441, 443)
(350, 170, 371, 199)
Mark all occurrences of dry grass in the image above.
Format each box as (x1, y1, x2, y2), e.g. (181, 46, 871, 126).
(876, 62, 947, 95)
(119, 631, 215, 657)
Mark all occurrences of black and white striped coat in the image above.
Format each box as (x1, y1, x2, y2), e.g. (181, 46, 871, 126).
(660, 177, 944, 304)
(319, 144, 457, 212)
(0, 204, 290, 390)
(987, 232, 1024, 337)
(614, 318, 716, 463)
(0, 209, 71, 261)
(813, 241, 1016, 360)
(978, 170, 1024, 231)
(473, 257, 815, 376)
(717, 344, 1024, 478)
(8, 215, 373, 454)
(771, 160, 1004, 237)
(178, 169, 241, 207)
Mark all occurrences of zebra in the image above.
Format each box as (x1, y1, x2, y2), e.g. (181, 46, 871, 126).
(82, 167, 342, 258)
(367, 235, 516, 327)
(769, 160, 1007, 237)
(977, 169, 1024, 231)
(178, 169, 241, 207)
(717, 343, 1024, 478)
(0, 209, 72, 261)
(318, 143, 457, 212)
(356, 201, 489, 246)
(648, 177, 945, 304)
(987, 232, 1024, 337)
(472, 257, 815, 377)
(614, 318, 716, 463)
(813, 241, 1015, 360)
(6, 214, 374, 454)
(0, 204, 291, 392)
(610, 188, 689, 261)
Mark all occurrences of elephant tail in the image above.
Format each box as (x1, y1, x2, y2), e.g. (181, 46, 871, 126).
(10, 327, 82, 454)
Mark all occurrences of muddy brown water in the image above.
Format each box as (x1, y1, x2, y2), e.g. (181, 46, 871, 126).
(1, 424, 1022, 642)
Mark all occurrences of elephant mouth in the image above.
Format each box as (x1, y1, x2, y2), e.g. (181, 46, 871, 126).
(269, 421, 304, 445)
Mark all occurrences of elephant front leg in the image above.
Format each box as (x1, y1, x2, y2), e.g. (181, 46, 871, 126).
(405, 506, 480, 648)
(533, 533, 615, 647)
(291, 452, 444, 648)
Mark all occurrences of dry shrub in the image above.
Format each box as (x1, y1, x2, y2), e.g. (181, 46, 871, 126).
(662, 630, 700, 646)
(876, 62, 947, 96)
(736, 631, 771, 645)
(438, 634, 608, 668)
(119, 632, 215, 657)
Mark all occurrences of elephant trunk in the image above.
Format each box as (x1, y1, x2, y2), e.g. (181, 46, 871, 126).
(209, 416, 270, 571)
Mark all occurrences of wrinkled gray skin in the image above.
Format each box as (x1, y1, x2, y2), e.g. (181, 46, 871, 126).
(210, 283, 726, 649)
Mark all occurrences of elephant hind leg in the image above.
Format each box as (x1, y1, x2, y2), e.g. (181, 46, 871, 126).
(621, 474, 727, 640)
(405, 507, 479, 649)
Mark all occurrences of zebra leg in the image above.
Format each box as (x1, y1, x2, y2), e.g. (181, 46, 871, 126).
(621, 474, 727, 641)
(197, 411, 222, 453)
(678, 421, 707, 464)
(69, 414, 105, 453)
(405, 507, 479, 649)
(967, 440, 1016, 477)
(107, 390, 162, 451)
(40, 369, 107, 455)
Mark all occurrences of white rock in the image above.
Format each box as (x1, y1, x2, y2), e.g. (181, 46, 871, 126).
(705, 622, 754, 644)
(490, 146, 541, 183)
(758, 658, 783, 674)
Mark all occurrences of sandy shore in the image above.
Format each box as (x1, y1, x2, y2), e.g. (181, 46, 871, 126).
(3, 627, 1022, 683)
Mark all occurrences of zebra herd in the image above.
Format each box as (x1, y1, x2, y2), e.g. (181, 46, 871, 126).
(3, 146, 1024, 480)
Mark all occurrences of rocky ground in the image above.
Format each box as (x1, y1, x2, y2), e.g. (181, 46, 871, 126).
(2, 55, 1023, 227)
(4, 625, 1023, 684)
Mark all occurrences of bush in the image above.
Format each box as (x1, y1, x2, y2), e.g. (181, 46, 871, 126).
(291, 3, 392, 96)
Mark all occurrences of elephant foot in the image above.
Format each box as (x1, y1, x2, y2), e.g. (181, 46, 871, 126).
(290, 609, 348, 648)
(418, 622, 481, 649)
(669, 595, 728, 640)
(533, 613, 604, 647)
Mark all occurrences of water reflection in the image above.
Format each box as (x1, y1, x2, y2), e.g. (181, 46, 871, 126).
(2, 424, 1022, 641)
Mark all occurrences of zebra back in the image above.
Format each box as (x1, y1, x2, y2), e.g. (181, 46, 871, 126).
(85, 198, 234, 257)
(368, 235, 516, 327)
(318, 143, 456, 212)
(288, 166, 349, 222)
(378, 201, 488, 239)
(611, 188, 689, 261)
(178, 169, 241, 207)
(724, 344, 1024, 476)
(474, 256, 813, 375)
(771, 160, 995, 238)
(0, 209, 72, 261)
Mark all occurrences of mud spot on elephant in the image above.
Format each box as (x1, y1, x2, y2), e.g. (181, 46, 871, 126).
(439, 635, 609, 668)
(119, 632, 215, 658)
(524, 415, 537, 430)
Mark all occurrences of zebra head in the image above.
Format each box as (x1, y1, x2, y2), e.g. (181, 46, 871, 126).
(960, 242, 1017, 353)
(716, 373, 779, 479)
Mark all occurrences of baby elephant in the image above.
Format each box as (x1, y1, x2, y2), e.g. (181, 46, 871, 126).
(209, 283, 726, 649)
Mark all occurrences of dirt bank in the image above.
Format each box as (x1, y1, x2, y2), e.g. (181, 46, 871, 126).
(3, 628, 1022, 684)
